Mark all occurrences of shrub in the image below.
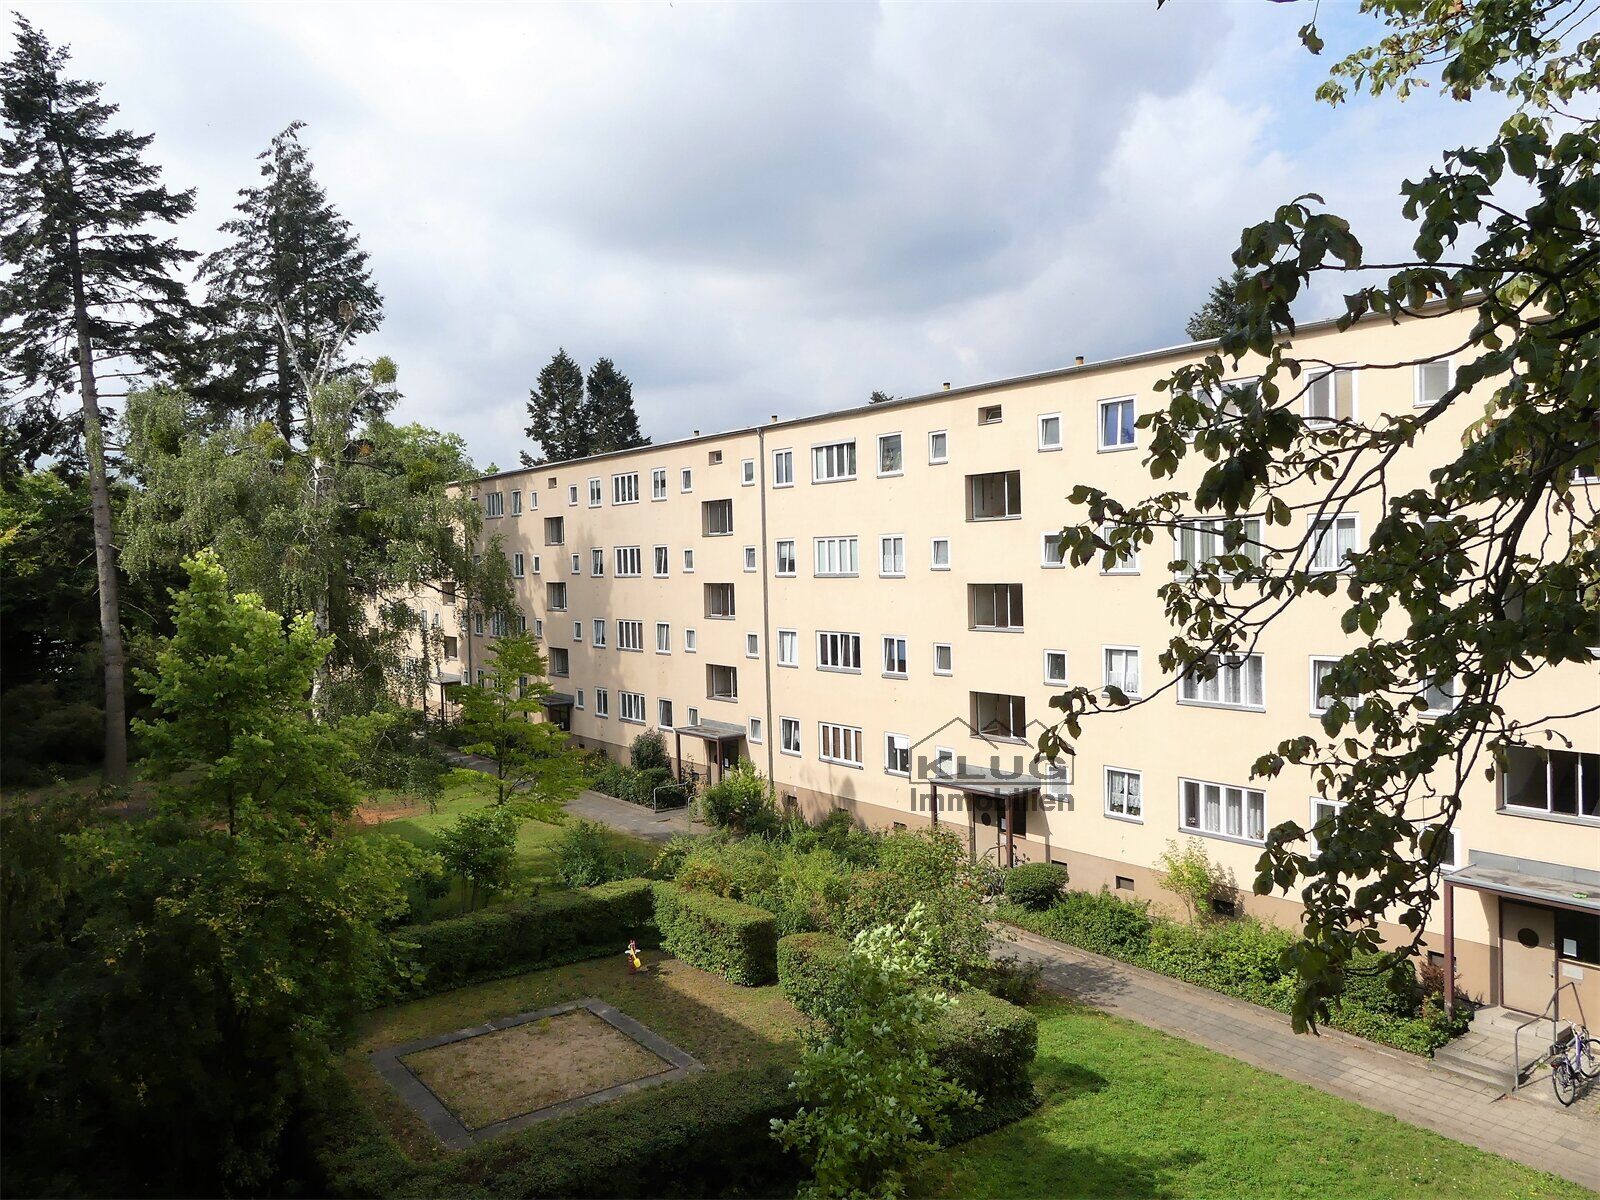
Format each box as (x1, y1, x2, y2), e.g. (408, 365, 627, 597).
(553, 818, 627, 887)
(652, 880, 777, 985)
(930, 989, 1038, 1107)
(1006, 888, 1155, 962)
(1156, 837, 1231, 922)
(1340, 952, 1422, 1018)
(590, 758, 636, 799)
(777, 931, 854, 1020)
(678, 838, 854, 939)
(786, 808, 882, 866)
(649, 832, 699, 881)
(698, 760, 778, 835)
(402, 877, 654, 994)
(629, 765, 674, 807)
(431, 805, 518, 911)
(978, 953, 1045, 1007)
(629, 730, 671, 773)
(1003, 862, 1068, 910)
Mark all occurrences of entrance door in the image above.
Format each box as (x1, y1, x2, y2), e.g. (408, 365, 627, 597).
(1501, 901, 1557, 1014)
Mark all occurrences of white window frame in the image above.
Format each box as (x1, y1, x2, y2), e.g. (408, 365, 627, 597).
(658, 698, 674, 728)
(885, 732, 911, 777)
(741, 458, 756, 486)
(1309, 655, 1342, 715)
(592, 618, 607, 646)
(1173, 516, 1264, 577)
(1104, 766, 1144, 824)
(1041, 531, 1066, 568)
(653, 545, 669, 578)
(1037, 412, 1063, 451)
(656, 622, 671, 654)
(651, 467, 668, 501)
(748, 716, 764, 743)
(591, 547, 605, 577)
(882, 635, 908, 679)
(772, 448, 794, 488)
(568, 484, 579, 506)
(1043, 649, 1069, 686)
(1098, 522, 1140, 575)
(930, 537, 951, 571)
(485, 491, 504, 517)
(619, 690, 646, 724)
(1103, 644, 1141, 697)
(879, 534, 906, 578)
(1308, 513, 1360, 574)
(588, 477, 603, 508)
(1181, 776, 1268, 844)
(575, 688, 585, 710)
(1178, 653, 1266, 712)
(933, 642, 954, 676)
(745, 632, 760, 659)
(1308, 796, 1344, 855)
(572, 620, 583, 642)
(743, 545, 758, 573)
(810, 439, 857, 484)
(594, 687, 610, 718)
(777, 628, 799, 667)
(1098, 396, 1137, 451)
(816, 630, 862, 673)
(680, 467, 693, 493)
(1414, 358, 1452, 408)
(512, 552, 525, 578)
(775, 539, 797, 578)
(684, 628, 698, 653)
(813, 535, 859, 578)
(1305, 366, 1358, 426)
(818, 721, 863, 768)
(780, 716, 802, 757)
(928, 429, 948, 464)
(876, 432, 904, 478)
(612, 472, 640, 505)
(617, 619, 645, 653)
(682, 548, 695, 573)
(510, 489, 522, 515)
(570, 552, 581, 575)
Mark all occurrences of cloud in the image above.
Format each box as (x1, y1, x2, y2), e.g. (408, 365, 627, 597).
(8, 1, 1512, 468)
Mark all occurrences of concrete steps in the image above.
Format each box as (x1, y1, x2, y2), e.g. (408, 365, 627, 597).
(1433, 1006, 1550, 1092)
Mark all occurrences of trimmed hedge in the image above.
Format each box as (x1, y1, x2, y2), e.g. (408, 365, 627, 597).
(933, 989, 1041, 1142)
(404, 878, 654, 995)
(776, 931, 853, 1019)
(1003, 862, 1069, 911)
(652, 881, 777, 986)
(306, 1060, 800, 1198)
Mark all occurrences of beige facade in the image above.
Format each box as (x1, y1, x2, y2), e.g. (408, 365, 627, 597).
(417, 308, 1599, 1018)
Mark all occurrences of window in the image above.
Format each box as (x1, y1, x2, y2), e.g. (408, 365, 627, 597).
(1182, 778, 1267, 842)
(1115, 876, 1135, 892)
(930, 537, 951, 570)
(1309, 656, 1345, 714)
(510, 489, 522, 515)
(1174, 517, 1263, 575)
(741, 458, 755, 486)
(967, 470, 1021, 521)
(652, 468, 668, 500)
(619, 691, 646, 723)
(1308, 797, 1343, 854)
(971, 691, 1026, 740)
(969, 583, 1024, 631)
(708, 449, 723, 465)
(594, 687, 609, 718)
(533, 618, 543, 638)
(588, 477, 603, 507)
(549, 647, 570, 677)
(1415, 359, 1451, 407)
(704, 582, 735, 619)
(653, 545, 669, 577)
(441, 581, 457, 604)
(748, 717, 763, 743)
(1105, 767, 1143, 822)
(1422, 822, 1460, 870)
(1416, 674, 1460, 716)
(1043, 650, 1068, 685)
(546, 582, 568, 611)
(544, 516, 565, 545)
(1306, 368, 1355, 424)
(615, 546, 642, 577)
(707, 664, 738, 701)
(682, 548, 695, 572)
(575, 689, 585, 710)
(1200, 378, 1258, 430)
(702, 499, 734, 536)
(513, 553, 525, 578)
(877, 433, 903, 476)
(656, 622, 671, 653)
(745, 632, 760, 658)
(928, 430, 948, 463)
(530, 556, 541, 574)
(883, 636, 908, 677)
(592, 619, 607, 646)
(1099, 396, 1136, 449)
(685, 628, 697, 653)
(743, 545, 757, 572)
(1098, 522, 1139, 574)
(658, 698, 674, 728)
(817, 630, 862, 672)
(612, 472, 640, 505)
(1038, 413, 1062, 450)
(1041, 531, 1066, 568)
(488, 612, 506, 637)
(813, 536, 859, 577)
(681, 468, 693, 492)
(772, 448, 794, 487)
(780, 717, 802, 756)
(933, 643, 953, 676)
(1556, 909, 1600, 964)
(819, 722, 863, 767)
(978, 404, 1003, 425)
(1309, 514, 1359, 573)
(572, 620, 583, 642)
(485, 491, 504, 517)
(812, 440, 857, 483)
(687, 706, 700, 725)
(567, 484, 579, 506)
(1103, 645, 1141, 696)
(617, 620, 644, 652)
(777, 629, 798, 667)
(570, 553, 581, 574)
(1501, 746, 1600, 820)
(775, 539, 797, 577)
(442, 635, 458, 659)
(879, 535, 905, 577)
(591, 547, 606, 576)
(1180, 653, 1265, 710)
(886, 733, 910, 776)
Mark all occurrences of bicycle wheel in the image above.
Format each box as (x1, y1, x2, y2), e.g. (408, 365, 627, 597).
(1552, 1058, 1577, 1107)
(1579, 1035, 1600, 1081)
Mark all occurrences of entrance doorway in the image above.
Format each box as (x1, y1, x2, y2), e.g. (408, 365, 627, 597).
(1501, 900, 1556, 1014)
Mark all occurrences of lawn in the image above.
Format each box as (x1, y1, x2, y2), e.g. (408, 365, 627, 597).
(913, 999, 1586, 1200)
(347, 951, 804, 1162)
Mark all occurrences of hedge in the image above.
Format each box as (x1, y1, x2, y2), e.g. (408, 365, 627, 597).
(997, 892, 1471, 1055)
(403, 878, 655, 995)
(305, 1060, 801, 1198)
(652, 881, 777, 985)
(932, 989, 1040, 1142)
(1003, 862, 1069, 911)
(776, 931, 853, 1020)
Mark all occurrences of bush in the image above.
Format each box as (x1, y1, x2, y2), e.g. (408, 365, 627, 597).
(1003, 862, 1068, 910)
(400, 877, 654, 995)
(630, 730, 670, 773)
(930, 989, 1038, 1105)
(1006, 888, 1155, 962)
(784, 808, 882, 866)
(652, 880, 777, 985)
(590, 758, 636, 799)
(698, 760, 777, 835)
(777, 931, 853, 1020)
(554, 818, 628, 887)
(629, 765, 673, 807)
(1156, 837, 1231, 922)
(1340, 952, 1423, 1018)
(978, 953, 1045, 1007)
(431, 805, 518, 911)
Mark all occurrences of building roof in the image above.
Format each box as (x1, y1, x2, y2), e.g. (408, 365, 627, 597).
(673, 719, 747, 742)
(1452, 851, 1600, 915)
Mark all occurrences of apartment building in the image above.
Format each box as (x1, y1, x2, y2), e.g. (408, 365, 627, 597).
(416, 306, 1599, 1020)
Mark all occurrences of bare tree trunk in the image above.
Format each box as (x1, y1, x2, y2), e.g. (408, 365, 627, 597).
(68, 225, 128, 785)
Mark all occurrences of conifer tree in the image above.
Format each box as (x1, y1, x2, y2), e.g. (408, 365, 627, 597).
(0, 16, 196, 783)
(1184, 267, 1249, 342)
(585, 357, 650, 454)
(520, 348, 588, 465)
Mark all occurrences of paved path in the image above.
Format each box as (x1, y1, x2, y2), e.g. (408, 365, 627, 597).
(997, 925, 1600, 1192)
(565, 788, 713, 843)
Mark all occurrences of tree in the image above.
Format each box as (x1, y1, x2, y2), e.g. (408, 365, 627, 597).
(1048, 1, 1600, 1030)
(451, 629, 587, 805)
(585, 356, 651, 453)
(1184, 266, 1249, 341)
(197, 121, 383, 441)
(521, 348, 588, 465)
(432, 805, 519, 911)
(869, 390, 896, 404)
(0, 16, 195, 784)
(772, 903, 975, 1200)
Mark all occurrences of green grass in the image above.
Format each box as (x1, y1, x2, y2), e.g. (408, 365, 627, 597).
(912, 999, 1586, 1200)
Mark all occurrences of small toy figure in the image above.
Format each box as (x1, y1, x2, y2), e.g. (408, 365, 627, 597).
(624, 938, 643, 972)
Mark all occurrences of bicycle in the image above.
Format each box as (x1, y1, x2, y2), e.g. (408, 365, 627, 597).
(1549, 1021, 1600, 1107)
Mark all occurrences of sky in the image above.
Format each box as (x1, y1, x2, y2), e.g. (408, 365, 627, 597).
(11, 1, 1509, 471)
